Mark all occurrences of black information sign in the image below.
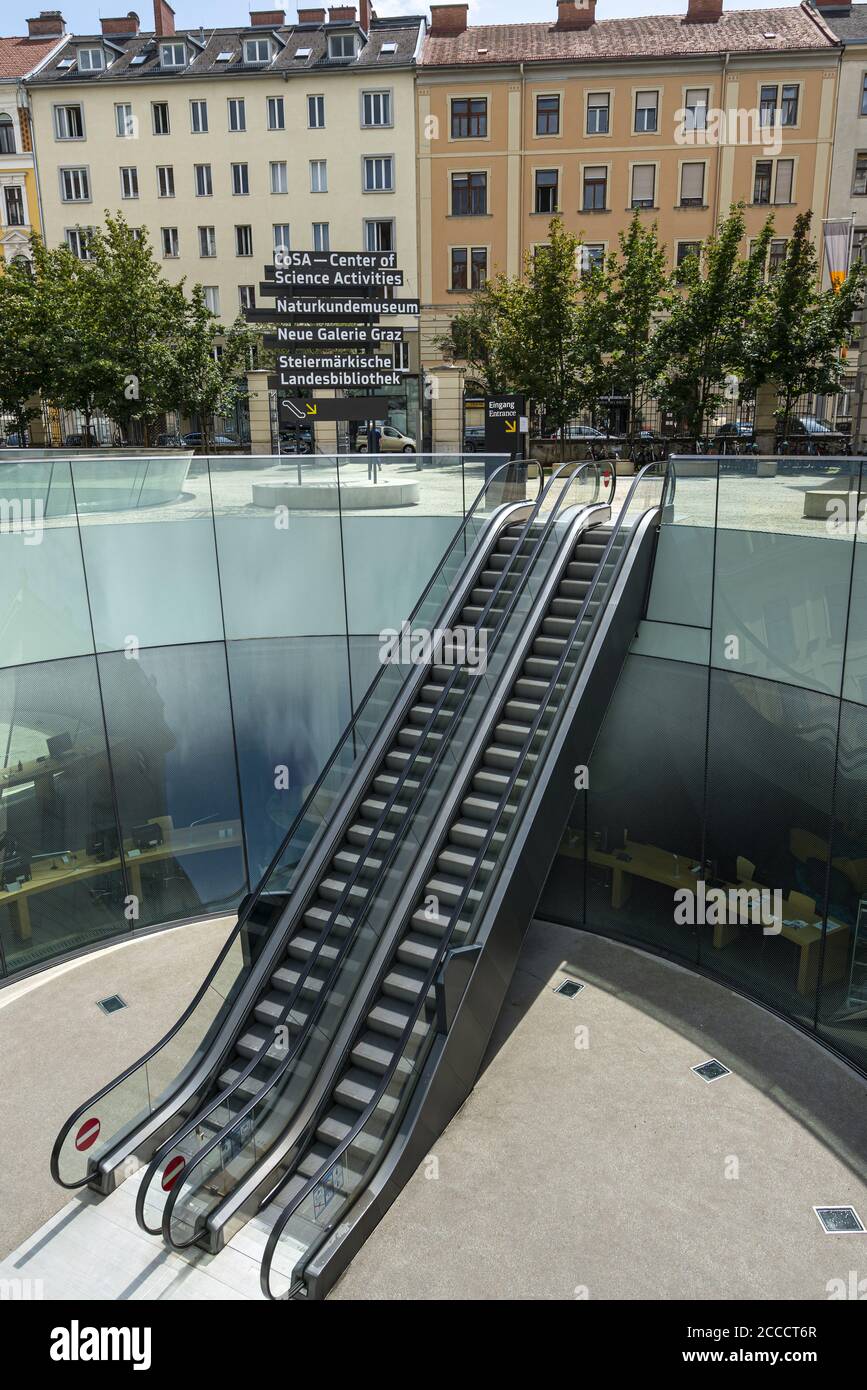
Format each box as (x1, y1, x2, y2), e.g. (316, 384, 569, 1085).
(256, 291, 420, 317)
(485, 395, 526, 464)
(263, 325, 404, 348)
(271, 369, 403, 389)
(280, 397, 389, 423)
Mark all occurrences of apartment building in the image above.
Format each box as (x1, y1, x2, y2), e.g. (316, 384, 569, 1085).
(25, 3, 425, 442)
(417, 0, 842, 448)
(0, 16, 69, 266)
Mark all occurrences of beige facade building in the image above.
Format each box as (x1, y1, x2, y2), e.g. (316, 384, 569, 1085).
(417, 0, 843, 448)
(0, 18, 69, 269)
(26, 2, 424, 446)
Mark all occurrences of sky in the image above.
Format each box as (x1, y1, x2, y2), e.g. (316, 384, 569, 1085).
(3, 0, 801, 37)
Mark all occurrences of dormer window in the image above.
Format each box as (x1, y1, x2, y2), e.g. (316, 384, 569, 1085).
(244, 38, 272, 65)
(77, 47, 105, 73)
(328, 33, 356, 60)
(160, 41, 187, 69)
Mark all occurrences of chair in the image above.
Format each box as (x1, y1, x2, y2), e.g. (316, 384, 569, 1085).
(788, 891, 816, 921)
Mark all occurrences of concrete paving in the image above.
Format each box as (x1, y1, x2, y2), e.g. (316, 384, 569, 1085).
(330, 921, 867, 1301)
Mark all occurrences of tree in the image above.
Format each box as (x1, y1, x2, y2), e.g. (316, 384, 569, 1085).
(436, 279, 513, 394)
(655, 204, 773, 443)
(746, 210, 867, 430)
(168, 285, 258, 451)
(32, 234, 110, 444)
(0, 249, 50, 442)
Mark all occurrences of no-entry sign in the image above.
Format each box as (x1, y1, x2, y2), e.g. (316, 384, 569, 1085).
(75, 1117, 101, 1151)
(162, 1155, 186, 1192)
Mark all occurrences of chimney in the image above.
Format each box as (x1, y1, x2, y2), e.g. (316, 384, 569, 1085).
(328, 6, 356, 20)
(554, 0, 596, 30)
(810, 0, 851, 11)
(360, 0, 370, 30)
(684, 0, 723, 21)
(249, 8, 286, 23)
(152, 0, 176, 36)
(26, 10, 66, 37)
(100, 11, 141, 35)
(297, 6, 326, 19)
(429, 3, 469, 35)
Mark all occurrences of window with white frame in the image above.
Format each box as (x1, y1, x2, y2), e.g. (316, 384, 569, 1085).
(203, 285, 220, 314)
(152, 101, 170, 135)
(328, 32, 356, 60)
(160, 41, 186, 69)
(313, 221, 330, 251)
(586, 92, 609, 135)
(270, 161, 288, 194)
(54, 104, 84, 140)
(4, 186, 25, 226)
(580, 243, 605, 274)
(65, 227, 93, 259)
(534, 169, 558, 214)
(634, 90, 658, 133)
(308, 94, 325, 128)
(238, 285, 256, 309)
(77, 47, 105, 72)
(199, 225, 216, 257)
(194, 163, 213, 197)
(362, 90, 391, 127)
(267, 95, 284, 130)
(0, 114, 15, 154)
(157, 165, 175, 198)
(683, 89, 708, 133)
(244, 37, 271, 64)
(394, 340, 410, 371)
(232, 162, 250, 196)
(60, 167, 90, 202)
(120, 166, 139, 199)
(582, 165, 607, 211)
(115, 103, 134, 137)
(190, 99, 208, 133)
(161, 226, 179, 258)
(536, 94, 560, 136)
(363, 155, 394, 192)
(228, 98, 246, 132)
(273, 223, 291, 253)
(310, 159, 327, 193)
(364, 218, 394, 252)
(235, 224, 253, 256)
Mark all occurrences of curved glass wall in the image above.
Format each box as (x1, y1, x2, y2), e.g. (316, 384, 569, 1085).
(0, 452, 503, 979)
(540, 457, 867, 1075)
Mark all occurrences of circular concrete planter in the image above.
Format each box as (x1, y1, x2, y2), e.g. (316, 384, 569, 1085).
(251, 478, 419, 510)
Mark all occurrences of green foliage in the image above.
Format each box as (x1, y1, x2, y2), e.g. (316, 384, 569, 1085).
(436, 280, 511, 393)
(0, 247, 50, 439)
(169, 287, 258, 451)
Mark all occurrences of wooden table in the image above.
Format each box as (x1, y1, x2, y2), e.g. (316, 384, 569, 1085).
(0, 819, 242, 943)
(561, 834, 850, 996)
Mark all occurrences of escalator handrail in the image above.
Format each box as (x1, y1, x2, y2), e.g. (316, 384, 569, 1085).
(260, 462, 666, 1299)
(157, 460, 610, 1243)
(50, 458, 539, 1188)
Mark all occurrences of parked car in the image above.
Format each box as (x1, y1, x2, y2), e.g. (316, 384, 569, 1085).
(154, 433, 185, 448)
(356, 424, 416, 454)
(776, 416, 848, 457)
(64, 433, 101, 447)
(711, 421, 757, 454)
(463, 425, 486, 452)
(553, 424, 609, 441)
(182, 431, 241, 448)
(279, 428, 313, 454)
(2, 432, 27, 447)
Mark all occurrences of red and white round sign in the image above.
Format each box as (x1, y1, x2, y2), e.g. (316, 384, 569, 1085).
(74, 1117, 101, 1152)
(162, 1155, 186, 1192)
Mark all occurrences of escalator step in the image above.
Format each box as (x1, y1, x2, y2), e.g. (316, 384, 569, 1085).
(218, 1060, 272, 1099)
(286, 931, 341, 966)
(351, 1030, 399, 1075)
(486, 552, 528, 573)
(317, 1105, 385, 1157)
(397, 725, 445, 751)
(550, 597, 584, 618)
(319, 876, 369, 908)
(495, 719, 533, 748)
(236, 1024, 292, 1065)
(459, 792, 508, 823)
(396, 931, 440, 969)
(484, 742, 519, 771)
(514, 676, 550, 702)
(332, 847, 383, 879)
(334, 1067, 400, 1115)
(373, 770, 421, 798)
(470, 587, 495, 607)
(271, 964, 345, 1001)
(346, 820, 395, 851)
(450, 818, 508, 850)
(524, 655, 559, 680)
(438, 846, 496, 879)
(410, 904, 471, 939)
(382, 962, 429, 1003)
(304, 902, 354, 936)
(559, 577, 591, 598)
(367, 998, 424, 1042)
(425, 872, 483, 909)
(360, 795, 409, 823)
(505, 698, 541, 724)
(386, 747, 434, 772)
(409, 703, 454, 730)
(420, 682, 448, 705)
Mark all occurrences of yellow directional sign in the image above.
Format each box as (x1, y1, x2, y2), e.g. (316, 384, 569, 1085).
(306, 404, 317, 416)
(505, 420, 517, 434)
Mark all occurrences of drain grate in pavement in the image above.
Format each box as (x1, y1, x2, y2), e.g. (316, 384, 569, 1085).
(692, 1058, 731, 1083)
(97, 994, 127, 1015)
(814, 1206, 865, 1234)
(554, 980, 584, 998)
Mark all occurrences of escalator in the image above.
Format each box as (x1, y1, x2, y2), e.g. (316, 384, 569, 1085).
(50, 460, 603, 1213)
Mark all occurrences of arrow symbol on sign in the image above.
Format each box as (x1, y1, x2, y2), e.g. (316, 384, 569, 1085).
(306, 404, 317, 416)
(505, 420, 517, 434)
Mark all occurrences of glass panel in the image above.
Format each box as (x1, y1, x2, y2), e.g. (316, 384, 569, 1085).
(646, 459, 717, 629)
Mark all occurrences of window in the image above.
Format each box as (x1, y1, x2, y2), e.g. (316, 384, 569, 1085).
(635, 91, 658, 134)
(683, 88, 708, 133)
(160, 41, 186, 69)
(228, 98, 246, 132)
(362, 90, 392, 127)
(310, 159, 327, 193)
(768, 238, 788, 276)
(364, 218, 394, 252)
(451, 97, 487, 139)
(774, 158, 794, 203)
(679, 161, 705, 207)
(54, 104, 84, 140)
(676, 240, 701, 282)
(152, 102, 170, 135)
(270, 161, 288, 194)
(536, 95, 560, 136)
(4, 187, 24, 227)
(120, 166, 138, 199)
(244, 37, 271, 64)
(199, 225, 216, 257)
(395, 340, 410, 371)
(328, 33, 356, 60)
(203, 286, 220, 314)
(115, 103, 134, 137)
(451, 246, 468, 290)
(194, 164, 213, 197)
(363, 155, 394, 192)
(534, 168, 559, 214)
(753, 160, 773, 204)
(861, 75, 867, 117)
(190, 99, 208, 133)
(232, 162, 249, 196)
(161, 226, 179, 258)
(760, 84, 778, 128)
(631, 164, 655, 209)
(582, 165, 607, 211)
(77, 47, 104, 72)
(273, 223, 291, 253)
(313, 221, 330, 251)
(450, 247, 487, 290)
(267, 95, 285, 130)
(60, 167, 90, 202)
(451, 170, 487, 216)
(471, 246, 487, 288)
(587, 92, 609, 135)
(235, 224, 253, 256)
(854, 154, 867, 195)
(65, 227, 93, 259)
(0, 115, 14, 154)
(157, 165, 175, 198)
(239, 285, 256, 309)
(781, 84, 799, 126)
(580, 243, 605, 274)
(308, 94, 325, 128)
